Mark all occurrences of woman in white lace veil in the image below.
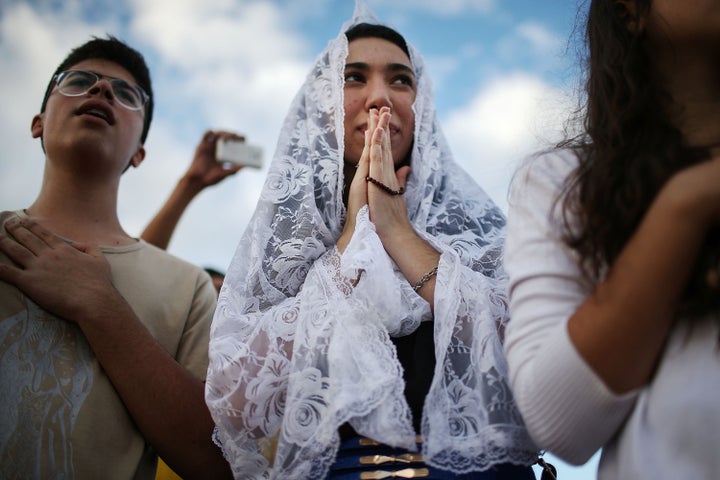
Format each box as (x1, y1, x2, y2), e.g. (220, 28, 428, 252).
(206, 2, 537, 478)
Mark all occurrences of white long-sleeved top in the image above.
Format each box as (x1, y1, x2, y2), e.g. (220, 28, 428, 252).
(504, 149, 720, 479)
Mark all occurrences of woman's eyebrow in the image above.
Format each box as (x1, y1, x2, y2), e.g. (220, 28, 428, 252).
(345, 61, 370, 71)
(344, 62, 414, 75)
(387, 63, 414, 75)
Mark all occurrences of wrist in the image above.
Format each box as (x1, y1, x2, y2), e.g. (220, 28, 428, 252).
(337, 226, 354, 254)
(74, 286, 130, 329)
(178, 174, 205, 196)
(412, 264, 438, 292)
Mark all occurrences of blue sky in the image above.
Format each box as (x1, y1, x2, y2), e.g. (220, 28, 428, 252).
(0, 1, 598, 477)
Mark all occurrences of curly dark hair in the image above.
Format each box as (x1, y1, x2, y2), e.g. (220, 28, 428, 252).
(559, 0, 716, 309)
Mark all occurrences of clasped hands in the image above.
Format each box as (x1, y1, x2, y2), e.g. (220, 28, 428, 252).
(338, 107, 414, 253)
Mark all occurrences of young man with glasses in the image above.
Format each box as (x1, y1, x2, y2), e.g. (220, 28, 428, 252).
(0, 37, 231, 479)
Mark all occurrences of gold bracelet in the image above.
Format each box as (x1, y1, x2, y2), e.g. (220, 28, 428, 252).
(412, 265, 438, 292)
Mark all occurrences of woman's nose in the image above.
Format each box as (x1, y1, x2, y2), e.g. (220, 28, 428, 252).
(365, 81, 392, 111)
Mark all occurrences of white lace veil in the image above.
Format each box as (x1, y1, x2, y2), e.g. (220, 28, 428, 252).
(206, 2, 536, 478)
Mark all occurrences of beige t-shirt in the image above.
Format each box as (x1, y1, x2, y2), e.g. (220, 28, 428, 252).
(0, 210, 217, 480)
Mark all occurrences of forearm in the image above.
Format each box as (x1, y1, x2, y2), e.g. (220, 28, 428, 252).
(141, 176, 204, 249)
(382, 227, 440, 308)
(76, 291, 230, 479)
(568, 185, 709, 393)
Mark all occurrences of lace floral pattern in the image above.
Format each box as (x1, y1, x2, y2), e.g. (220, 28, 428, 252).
(205, 2, 537, 478)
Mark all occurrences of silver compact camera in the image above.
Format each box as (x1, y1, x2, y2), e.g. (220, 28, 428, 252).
(215, 138, 263, 169)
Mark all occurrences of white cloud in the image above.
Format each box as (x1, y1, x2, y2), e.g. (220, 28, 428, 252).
(370, 0, 496, 15)
(516, 21, 562, 53)
(444, 72, 574, 211)
(127, 0, 311, 144)
(496, 21, 564, 68)
(129, 0, 306, 67)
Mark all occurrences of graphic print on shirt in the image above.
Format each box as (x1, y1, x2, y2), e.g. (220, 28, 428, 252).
(0, 300, 94, 478)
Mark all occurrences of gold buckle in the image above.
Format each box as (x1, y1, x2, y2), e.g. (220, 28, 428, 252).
(359, 454, 424, 465)
(360, 468, 430, 479)
(359, 438, 382, 446)
(358, 436, 424, 446)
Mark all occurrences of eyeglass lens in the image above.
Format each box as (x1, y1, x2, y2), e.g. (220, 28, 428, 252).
(56, 70, 146, 110)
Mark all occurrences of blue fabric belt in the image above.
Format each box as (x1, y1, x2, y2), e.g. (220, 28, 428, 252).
(327, 436, 536, 480)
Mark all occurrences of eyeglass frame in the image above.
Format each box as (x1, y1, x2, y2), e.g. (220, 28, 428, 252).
(51, 69, 151, 111)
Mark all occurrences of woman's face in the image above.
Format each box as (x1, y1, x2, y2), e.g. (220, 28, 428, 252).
(343, 36, 417, 166)
(643, 0, 720, 51)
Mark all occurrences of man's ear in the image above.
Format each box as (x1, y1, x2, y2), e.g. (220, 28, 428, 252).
(31, 114, 44, 139)
(128, 144, 146, 169)
(615, 0, 645, 34)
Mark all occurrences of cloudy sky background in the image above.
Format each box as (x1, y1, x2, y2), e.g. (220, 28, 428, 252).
(0, 0, 598, 477)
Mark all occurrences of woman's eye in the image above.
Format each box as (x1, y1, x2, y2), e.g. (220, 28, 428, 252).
(344, 72, 364, 83)
(392, 75, 414, 87)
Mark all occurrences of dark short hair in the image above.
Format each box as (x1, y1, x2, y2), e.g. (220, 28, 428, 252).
(40, 35, 153, 144)
(345, 23, 410, 58)
(204, 267, 226, 279)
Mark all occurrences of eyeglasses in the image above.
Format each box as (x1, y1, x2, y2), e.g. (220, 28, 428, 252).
(52, 69, 150, 111)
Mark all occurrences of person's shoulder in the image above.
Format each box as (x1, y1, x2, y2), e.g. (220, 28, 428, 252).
(109, 239, 209, 281)
(508, 147, 580, 219)
(511, 147, 578, 196)
(135, 243, 217, 301)
(518, 147, 579, 184)
(138, 240, 202, 266)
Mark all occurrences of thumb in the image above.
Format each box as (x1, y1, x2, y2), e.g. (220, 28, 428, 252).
(396, 165, 412, 189)
(355, 129, 371, 179)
